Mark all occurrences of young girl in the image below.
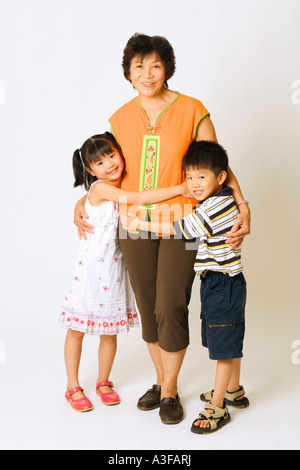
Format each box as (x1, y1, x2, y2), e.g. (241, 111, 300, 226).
(59, 132, 187, 412)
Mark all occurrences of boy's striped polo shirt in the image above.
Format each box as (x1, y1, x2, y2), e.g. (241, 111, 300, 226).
(173, 186, 243, 277)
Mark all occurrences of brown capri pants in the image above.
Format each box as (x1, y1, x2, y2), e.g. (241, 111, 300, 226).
(119, 225, 197, 352)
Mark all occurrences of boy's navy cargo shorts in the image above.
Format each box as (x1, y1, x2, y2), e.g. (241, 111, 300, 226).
(200, 270, 246, 360)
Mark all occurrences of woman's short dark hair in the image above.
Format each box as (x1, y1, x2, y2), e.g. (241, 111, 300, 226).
(122, 33, 176, 88)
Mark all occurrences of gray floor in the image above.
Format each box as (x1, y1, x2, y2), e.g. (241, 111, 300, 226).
(1, 281, 299, 451)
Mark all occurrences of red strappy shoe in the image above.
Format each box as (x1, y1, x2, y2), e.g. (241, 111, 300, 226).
(96, 381, 120, 405)
(65, 386, 93, 412)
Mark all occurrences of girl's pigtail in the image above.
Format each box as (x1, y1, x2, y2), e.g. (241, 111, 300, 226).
(72, 148, 86, 189)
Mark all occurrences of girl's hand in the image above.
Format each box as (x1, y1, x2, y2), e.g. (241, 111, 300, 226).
(74, 197, 95, 240)
(120, 213, 140, 233)
(181, 181, 193, 198)
(226, 204, 250, 248)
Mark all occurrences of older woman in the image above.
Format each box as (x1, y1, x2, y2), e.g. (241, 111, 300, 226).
(74, 33, 250, 425)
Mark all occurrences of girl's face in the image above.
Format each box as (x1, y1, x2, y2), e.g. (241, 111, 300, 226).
(129, 52, 166, 98)
(87, 148, 124, 185)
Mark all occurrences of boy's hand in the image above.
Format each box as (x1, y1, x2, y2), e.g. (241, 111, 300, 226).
(120, 213, 140, 233)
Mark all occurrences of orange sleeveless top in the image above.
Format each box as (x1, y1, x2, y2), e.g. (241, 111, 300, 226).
(109, 92, 209, 236)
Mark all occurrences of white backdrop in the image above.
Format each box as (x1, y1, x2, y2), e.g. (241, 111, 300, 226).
(0, 0, 299, 451)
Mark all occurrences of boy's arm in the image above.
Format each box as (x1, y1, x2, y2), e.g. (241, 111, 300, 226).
(120, 204, 207, 238)
(120, 213, 175, 236)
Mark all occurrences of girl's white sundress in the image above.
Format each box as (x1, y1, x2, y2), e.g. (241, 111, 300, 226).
(58, 182, 139, 335)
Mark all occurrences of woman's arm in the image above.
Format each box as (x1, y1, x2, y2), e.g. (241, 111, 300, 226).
(195, 115, 218, 142)
(195, 115, 250, 247)
(73, 194, 95, 240)
(224, 166, 251, 247)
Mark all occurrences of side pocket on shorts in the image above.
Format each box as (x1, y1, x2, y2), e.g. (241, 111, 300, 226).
(202, 276, 230, 323)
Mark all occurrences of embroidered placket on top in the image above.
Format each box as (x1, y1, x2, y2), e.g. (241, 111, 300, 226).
(139, 133, 160, 210)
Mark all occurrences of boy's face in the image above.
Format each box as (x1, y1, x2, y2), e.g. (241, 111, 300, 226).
(185, 167, 227, 202)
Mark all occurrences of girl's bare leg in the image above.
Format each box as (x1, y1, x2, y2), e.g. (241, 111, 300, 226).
(64, 329, 85, 399)
(96, 334, 117, 393)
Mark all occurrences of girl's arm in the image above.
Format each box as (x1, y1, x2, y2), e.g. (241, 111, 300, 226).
(195, 115, 250, 248)
(88, 181, 188, 206)
(74, 182, 189, 239)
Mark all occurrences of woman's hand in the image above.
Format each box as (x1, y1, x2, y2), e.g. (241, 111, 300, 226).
(74, 196, 95, 240)
(226, 204, 251, 248)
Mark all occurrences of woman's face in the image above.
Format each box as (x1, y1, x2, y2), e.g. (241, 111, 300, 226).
(129, 52, 166, 98)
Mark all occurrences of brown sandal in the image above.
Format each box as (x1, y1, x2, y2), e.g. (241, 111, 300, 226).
(200, 385, 249, 408)
(191, 401, 231, 434)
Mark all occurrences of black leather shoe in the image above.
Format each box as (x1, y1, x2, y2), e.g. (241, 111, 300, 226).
(137, 384, 161, 410)
(159, 395, 184, 424)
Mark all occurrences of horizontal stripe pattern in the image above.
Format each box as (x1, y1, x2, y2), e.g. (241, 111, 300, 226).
(173, 188, 243, 277)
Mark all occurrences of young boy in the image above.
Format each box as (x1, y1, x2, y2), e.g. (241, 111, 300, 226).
(121, 140, 249, 434)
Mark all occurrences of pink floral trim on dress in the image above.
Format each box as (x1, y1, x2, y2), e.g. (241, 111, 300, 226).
(58, 307, 139, 335)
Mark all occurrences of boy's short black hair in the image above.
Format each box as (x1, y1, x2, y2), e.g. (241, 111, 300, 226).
(182, 140, 229, 176)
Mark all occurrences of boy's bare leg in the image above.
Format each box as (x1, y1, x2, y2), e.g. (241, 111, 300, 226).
(227, 357, 242, 393)
(194, 359, 235, 429)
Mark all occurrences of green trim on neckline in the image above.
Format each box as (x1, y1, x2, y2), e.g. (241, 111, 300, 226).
(137, 91, 180, 134)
